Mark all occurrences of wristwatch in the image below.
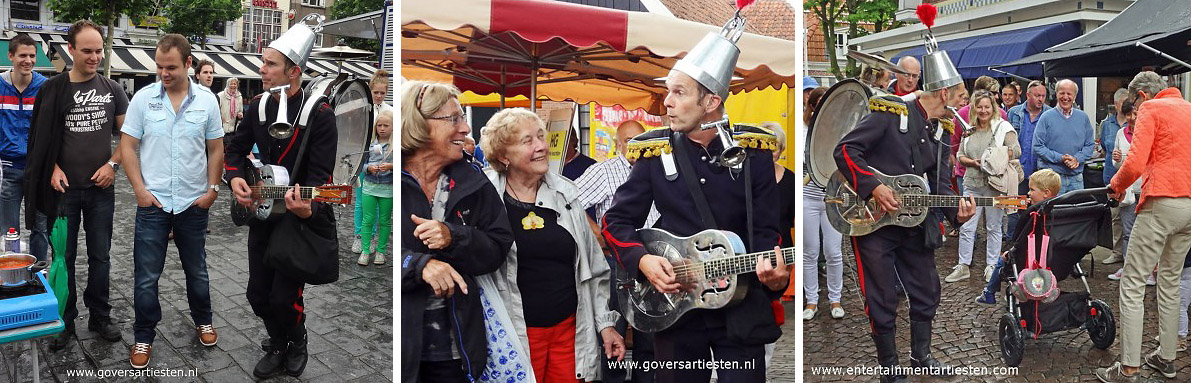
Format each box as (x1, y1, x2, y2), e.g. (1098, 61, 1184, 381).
(107, 161, 119, 171)
(208, 184, 220, 193)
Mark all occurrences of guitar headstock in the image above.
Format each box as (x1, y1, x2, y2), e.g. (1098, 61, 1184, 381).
(994, 195, 1030, 210)
(314, 184, 354, 205)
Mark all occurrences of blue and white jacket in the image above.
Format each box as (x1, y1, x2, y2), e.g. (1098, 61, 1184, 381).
(0, 70, 47, 169)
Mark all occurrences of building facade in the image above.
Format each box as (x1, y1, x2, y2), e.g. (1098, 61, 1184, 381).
(289, 0, 334, 48)
(1, 0, 241, 47)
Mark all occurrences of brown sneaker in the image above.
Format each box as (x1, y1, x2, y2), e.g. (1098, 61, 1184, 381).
(130, 343, 152, 369)
(197, 324, 218, 346)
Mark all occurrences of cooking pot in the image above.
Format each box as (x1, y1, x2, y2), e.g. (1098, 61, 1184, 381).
(0, 253, 46, 288)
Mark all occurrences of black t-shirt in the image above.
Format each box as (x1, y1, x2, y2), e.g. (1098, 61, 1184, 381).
(777, 168, 797, 247)
(505, 193, 578, 328)
(58, 75, 128, 189)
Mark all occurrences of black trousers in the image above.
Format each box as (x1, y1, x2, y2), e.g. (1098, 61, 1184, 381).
(246, 222, 307, 342)
(851, 225, 940, 335)
(418, 360, 468, 382)
(652, 314, 765, 383)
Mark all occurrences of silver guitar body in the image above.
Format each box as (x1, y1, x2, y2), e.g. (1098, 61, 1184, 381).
(824, 169, 930, 236)
(618, 228, 748, 333)
(252, 160, 291, 221)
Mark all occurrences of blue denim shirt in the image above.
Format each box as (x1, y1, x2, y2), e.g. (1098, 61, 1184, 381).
(1100, 114, 1122, 184)
(121, 80, 223, 213)
(363, 142, 393, 185)
(1008, 103, 1050, 176)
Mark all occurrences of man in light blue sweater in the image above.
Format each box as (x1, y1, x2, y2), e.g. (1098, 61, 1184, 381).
(1032, 79, 1096, 194)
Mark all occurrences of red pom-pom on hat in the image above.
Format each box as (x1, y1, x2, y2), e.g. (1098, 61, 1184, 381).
(736, 0, 756, 10)
(917, 3, 938, 29)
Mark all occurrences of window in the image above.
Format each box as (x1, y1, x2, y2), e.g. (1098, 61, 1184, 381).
(834, 31, 848, 59)
(302, 0, 325, 7)
(12, 0, 41, 21)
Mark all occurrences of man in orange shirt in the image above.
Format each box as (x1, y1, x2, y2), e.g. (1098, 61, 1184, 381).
(1098, 71, 1191, 382)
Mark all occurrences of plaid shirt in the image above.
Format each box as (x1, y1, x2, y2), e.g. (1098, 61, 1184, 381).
(575, 155, 659, 227)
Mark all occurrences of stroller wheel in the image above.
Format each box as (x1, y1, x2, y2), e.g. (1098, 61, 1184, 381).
(1087, 299, 1116, 350)
(999, 312, 1026, 367)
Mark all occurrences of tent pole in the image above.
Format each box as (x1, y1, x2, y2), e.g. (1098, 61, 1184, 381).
(1136, 41, 1191, 71)
(531, 60, 538, 112)
(988, 67, 1032, 83)
(501, 65, 506, 108)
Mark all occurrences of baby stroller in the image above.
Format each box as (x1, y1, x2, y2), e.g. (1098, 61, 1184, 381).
(998, 187, 1117, 367)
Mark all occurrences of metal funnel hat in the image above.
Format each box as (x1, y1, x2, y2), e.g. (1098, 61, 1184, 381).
(921, 49, 961, 92)
(670, 15, 747, 99)
(269, 13, 325, 71)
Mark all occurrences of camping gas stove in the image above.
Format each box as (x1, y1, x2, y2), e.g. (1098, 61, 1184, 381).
(0, 271, 62, 342)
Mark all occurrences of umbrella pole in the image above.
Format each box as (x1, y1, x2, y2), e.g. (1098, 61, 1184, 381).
(531, 60, 538, 111)
(501, 66, 506, 108)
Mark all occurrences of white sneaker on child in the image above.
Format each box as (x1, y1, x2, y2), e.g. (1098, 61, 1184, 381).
(351, 235, 363, 253)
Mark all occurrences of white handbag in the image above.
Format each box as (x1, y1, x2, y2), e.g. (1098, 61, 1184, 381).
(475, 274, 536, 383)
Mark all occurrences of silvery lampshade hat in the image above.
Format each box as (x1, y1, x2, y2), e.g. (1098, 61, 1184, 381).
(916, 4, 961, 92)
(268, 13, 325, 71)
(670, 15, 746, 100)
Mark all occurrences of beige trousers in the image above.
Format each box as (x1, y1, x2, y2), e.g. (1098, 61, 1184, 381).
(1119, 197, 1191, 366)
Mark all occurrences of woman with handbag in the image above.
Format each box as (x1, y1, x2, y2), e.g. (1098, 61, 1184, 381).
(480, 108, 625, 383)
(949, 90, 1021, 283)
(400, 81, 516, 383)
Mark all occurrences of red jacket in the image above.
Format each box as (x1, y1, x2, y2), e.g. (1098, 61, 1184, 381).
(1110, 88, 1191, 210)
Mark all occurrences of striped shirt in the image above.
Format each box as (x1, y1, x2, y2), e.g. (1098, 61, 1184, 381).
(575, 155, 659, 227)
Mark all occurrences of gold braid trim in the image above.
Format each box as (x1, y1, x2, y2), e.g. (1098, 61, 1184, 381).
(625, 140, 672, 161)
(868, 97, 908, 116)
(734, 132, 778, 151)
(938, 118, 955, 135)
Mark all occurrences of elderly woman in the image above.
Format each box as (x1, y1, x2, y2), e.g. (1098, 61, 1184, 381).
(480, 108, 624, 383)
(946, 90, 1020, 284)
(400, 81, 514, 383)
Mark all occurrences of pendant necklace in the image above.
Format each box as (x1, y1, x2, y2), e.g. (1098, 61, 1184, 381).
(508, 183, 544, 231)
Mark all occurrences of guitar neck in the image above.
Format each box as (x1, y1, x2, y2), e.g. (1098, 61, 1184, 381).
(251, 186, 319, 200)
(899, 194, 1000, 207)
(693, 247, 797, 281)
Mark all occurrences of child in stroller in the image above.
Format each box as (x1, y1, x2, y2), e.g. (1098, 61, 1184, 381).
(974, 169, 1060, 305)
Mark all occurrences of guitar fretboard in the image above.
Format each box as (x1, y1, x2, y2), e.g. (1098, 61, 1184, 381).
(678, 247, 797, 282)
(250, 186, 317, 200)
(898, 194, 999, 207)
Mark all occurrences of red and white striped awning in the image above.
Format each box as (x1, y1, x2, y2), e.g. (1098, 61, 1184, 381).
(402, 0, 796, 114)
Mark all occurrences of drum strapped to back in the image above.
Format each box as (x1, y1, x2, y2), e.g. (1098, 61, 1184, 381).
(304, 73, 376, 185)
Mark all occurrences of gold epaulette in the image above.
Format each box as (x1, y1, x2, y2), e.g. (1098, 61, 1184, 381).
(732, 124, 779, 151)
(625, 129, 672, 161)
(938, 118, 955, 135)
(868, 96, 908, 116)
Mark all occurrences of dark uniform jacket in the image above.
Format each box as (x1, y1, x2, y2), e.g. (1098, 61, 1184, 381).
(602, 125, 782, 344)
(833, 95, 958, 247)
(224, 91, 337, 205)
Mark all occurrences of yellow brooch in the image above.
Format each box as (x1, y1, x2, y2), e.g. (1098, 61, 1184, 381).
(521, 211, 545, 230)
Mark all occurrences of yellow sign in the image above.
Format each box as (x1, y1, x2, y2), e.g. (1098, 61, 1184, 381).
(587, 103, 665, 162)
(135, 16, 168, 28)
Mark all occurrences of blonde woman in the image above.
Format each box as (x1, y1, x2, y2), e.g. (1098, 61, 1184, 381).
(945, 90, 1020, 283)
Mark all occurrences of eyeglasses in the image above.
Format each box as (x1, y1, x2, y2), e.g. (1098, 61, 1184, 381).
(904, 73, 921, 80)
(427, 112, 468, 126)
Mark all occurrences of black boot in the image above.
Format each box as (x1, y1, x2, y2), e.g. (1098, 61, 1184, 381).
(48, 322, 76, 351)
(909, 320, 952, 376)
(253, 338, 289, 379)
(285, 332, 309, 376)
(872, 332, 908, 383)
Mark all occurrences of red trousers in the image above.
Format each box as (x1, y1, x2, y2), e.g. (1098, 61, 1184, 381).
(526, 315, 583, 383)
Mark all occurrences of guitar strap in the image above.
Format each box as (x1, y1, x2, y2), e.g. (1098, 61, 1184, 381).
(281, 93, 328, 185)
(670, 131, 718, 229)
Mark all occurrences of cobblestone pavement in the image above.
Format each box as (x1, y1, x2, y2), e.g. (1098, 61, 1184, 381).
(795, 228, 1185, 383)
(0, 171, 393, 383)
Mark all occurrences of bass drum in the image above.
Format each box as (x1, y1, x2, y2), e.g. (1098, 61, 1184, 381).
(805, 79, 880, 188)
(305, 74, 375, 185)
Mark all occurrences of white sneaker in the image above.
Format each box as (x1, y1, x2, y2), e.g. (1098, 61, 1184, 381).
(944, 264, 970, 283)
(1102, 253, 1122, 264)
(984, 265, 995, 283)
(357, 252, 370, 266)
(373, 252, 386, 265)
(1108, 267, 1124, 281)
(802, 307, 817, 320)
(1147, 272, 1157, 286)
(830, 306, 845, 319)
(351, 235, 363, 253)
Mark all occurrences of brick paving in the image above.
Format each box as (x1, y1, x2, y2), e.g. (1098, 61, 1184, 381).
(794, 229, 1185, 383)
(0, 170, 393, 382)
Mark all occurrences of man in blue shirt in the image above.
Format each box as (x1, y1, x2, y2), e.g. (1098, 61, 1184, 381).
(1005, 80, 1052, 242)
(0, 33, 47, 260)
(118, 34, 224, 370)
(1032, 79, 1095, 194)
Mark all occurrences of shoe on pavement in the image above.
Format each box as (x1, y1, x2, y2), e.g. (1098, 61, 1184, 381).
(1144, 350, 1176, 379)
(944, 264, 970, 283)
(975, 290, 996, 306)
(803, 306, 817, 320)
(88, 317, 121, 342)
(350, 235, 362, 253)
(254, 339, 289, 379)
(197, 324, 218, 346)
(48, 324, 75, 351)
(130, 343, 152, 369)
(984, 264, 995, 283)
(1147, 272, 1157, 286)
(1108, 268, 1124, 281)
(373, 252, 386, 265)
(357, 252, 370, 266)
(1095, 361, 1139, 383)
(1103, 253, 1122, 264)
(830, 305, 845, 319)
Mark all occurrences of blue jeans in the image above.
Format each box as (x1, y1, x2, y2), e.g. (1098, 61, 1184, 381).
(0, 165, 48, 260)
(982, 258, 1006, 295)
(132, 205, 213, 344)
(1060, 174, 1084, 195)
(1119, 195, 1139, 260)
(61, 186, 115, 324)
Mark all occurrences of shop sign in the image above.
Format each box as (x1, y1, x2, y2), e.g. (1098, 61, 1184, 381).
(253, 0, 279, 8)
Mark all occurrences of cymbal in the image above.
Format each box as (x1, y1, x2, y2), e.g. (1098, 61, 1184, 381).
(846, 50, 909, 75)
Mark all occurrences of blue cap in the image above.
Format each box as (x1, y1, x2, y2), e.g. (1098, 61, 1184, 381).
(802, 76, 819, 91)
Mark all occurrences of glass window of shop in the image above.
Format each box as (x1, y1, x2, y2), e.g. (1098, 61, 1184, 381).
(12, 0, 41, 21)
(241, 8, 282, 53)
